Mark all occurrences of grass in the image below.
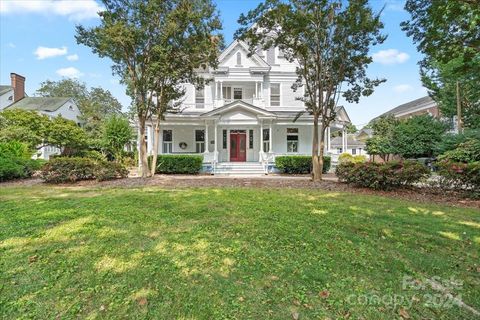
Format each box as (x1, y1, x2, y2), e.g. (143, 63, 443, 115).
(0, 185, 479, 319)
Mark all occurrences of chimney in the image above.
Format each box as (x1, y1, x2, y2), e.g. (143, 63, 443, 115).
(10, 73, 25, 102)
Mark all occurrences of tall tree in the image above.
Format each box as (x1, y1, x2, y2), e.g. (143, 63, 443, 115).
(401, 0, 480, 129)
(76, 0, 222, 177)
(236, 0, 385, 181)
(365, 115, 398, 161)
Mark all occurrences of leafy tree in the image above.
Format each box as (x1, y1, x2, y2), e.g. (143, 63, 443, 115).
(365, 115, 398, 161)
(236, 0, 386, 181)
(0, 109, 50, 150)
(401, 0, 480, 130)
(76, 0, 222, 178)
(46, 117, 89, 156)
(392, 115, 448, 159)
(436, 128, 480, 155)
(102, 115, 134, 160)
(36, 79, 124, 140)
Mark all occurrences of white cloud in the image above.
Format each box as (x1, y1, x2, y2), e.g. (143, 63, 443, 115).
(372, 49, 410, 65)
(66, 54, 79, 61)
(34, 46, 67, 60)
(56, 67, 83, 78)
(393, 84, 413, 93)
(0, 0, 103, 21)
(8, 42, 15, 48)
(385, 0, 405, 12)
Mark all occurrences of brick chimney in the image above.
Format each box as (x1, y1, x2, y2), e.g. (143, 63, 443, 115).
(10, 73, 25, 102)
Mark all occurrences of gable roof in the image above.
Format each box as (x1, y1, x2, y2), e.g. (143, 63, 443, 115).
(335, 106, 351, 123)
(378, 96, 436, 118)
(201, 100, 276, 117)
(6, 97, 72, 112)
(218, 40, 270, 68)
(0, 85, 13, 96)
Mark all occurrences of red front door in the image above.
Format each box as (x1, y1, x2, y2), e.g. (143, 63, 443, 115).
(230, 131, 247, 162)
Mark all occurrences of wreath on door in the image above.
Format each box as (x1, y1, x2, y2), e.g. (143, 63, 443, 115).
(179, 142, 188, 149)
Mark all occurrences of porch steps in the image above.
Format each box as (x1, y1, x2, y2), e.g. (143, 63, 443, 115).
(214, 162, 266, 176)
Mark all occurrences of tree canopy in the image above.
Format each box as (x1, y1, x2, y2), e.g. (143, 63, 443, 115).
(236, 0, 385, 180)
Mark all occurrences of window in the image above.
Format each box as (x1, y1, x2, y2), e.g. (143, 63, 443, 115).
(222, 86, 232, 100)
(337, 148, 342, 154)
(162, 130, 172, 153)
(262, 128, 270, 152)
(195, 87, 204, 108)
(249, 129, 254, 149)
(236, 52, 242, 66)
(351, 148, 356, 155)
(233, 88, 242, 100)
(195, 129, 205, 153)
(287, 128, 298, 153)
(270, 83, 280, 106)
(223, 129, 227, 149)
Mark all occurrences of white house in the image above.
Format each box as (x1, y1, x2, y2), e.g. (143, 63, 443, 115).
(141, 40, 352, 174)
(1, 73, 83, 159)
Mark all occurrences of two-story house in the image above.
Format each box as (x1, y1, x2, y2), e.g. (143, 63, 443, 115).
(141, 40, 352, 174)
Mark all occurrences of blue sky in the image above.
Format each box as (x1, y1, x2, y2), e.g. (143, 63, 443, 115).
(0, 0, 427, 127)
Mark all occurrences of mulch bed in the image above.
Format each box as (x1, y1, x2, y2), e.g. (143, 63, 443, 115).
(3, 174, 479, 209)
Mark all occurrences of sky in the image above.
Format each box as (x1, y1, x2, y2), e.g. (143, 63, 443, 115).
(0, 0, 427, 128)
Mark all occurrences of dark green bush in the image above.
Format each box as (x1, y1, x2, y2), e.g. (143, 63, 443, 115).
(436, 161, 480, 194)
(149, 155, 203, 174)
(275, 156, 331, 174)
(41, 157, 127, 183)
(336, 160, 430, 190)
(0, 157, 26, 181)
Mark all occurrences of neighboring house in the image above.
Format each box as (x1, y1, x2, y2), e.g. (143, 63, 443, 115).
(0, 85, 14, 109)
(355, 128, 373, 142)
(140, 40, 352, 174)
(1, 73, 83, 159)
(376, 96, 440, 120)
(330, 135, 367, 156)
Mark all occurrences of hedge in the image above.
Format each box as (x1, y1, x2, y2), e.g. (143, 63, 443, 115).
(40, 157, 128, 183)
(275, 155, 331, 174)
(436, 160, 480, 194)
(150, 155, 203, 174)
(336, 160, 430, 190)
(0, 157, 45, 182)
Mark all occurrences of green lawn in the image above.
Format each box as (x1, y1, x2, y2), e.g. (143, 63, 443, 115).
(0, 185, 479, 319)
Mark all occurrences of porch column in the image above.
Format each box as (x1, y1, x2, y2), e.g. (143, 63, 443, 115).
(204, 121, 209, 153)
(260, 121, 264, 152)
(147, 125, 153, 155)
(327, 126, 331, 152)
(214, 121, 218, 153)
(342, 127, 346, 153)
(214, 81, 218, 100)
(137, 125, 142, 167)
(260, 81, 263, 98)
(220, 81, 223, 99)
(269, 121, 272, 153)
(255, 81, 258, 98)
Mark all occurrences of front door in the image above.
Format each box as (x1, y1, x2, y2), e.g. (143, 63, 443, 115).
(230, 131, 247, 162)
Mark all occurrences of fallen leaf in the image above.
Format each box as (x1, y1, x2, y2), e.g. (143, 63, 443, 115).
(137, 297, 148, 306)
(238, 296, 244, 302)
(28, 255, 38, 263)
(270, 275, 279, 281)
(99, 305, 106, 311)
(293, 299, 301, 306)
(399, 308, 410, 319)
(319, 290, 330, 298)
(292, 311, 299, 320)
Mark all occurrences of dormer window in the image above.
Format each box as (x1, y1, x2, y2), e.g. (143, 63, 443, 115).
(236, 52, 242, 66)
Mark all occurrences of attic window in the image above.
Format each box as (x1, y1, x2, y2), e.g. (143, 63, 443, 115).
(8, 96, 12, 101)
(236, 52, 242, 66)
(69, 105, 74, 110)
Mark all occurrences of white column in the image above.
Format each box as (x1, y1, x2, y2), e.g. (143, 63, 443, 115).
(147, 125, 153, 155)
(214, 121, 218, 154)
(342, 127, 346, 153)
(260, 121, 264, 153)
(344, 128, 348, 152)
(137, 126, 142, 167)
(255, 81, 258, 98)
(204, 121, 209, 153)
(327, 127, 331, 152)
(260, 81, 263, 98)
(214, 81, 218, 100)
(220, 81, 223, 99)
(269, 122, 272, 153)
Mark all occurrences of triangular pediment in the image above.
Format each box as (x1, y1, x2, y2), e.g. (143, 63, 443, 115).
(202, 100, 276, 118)
(218, 40, 269, 69)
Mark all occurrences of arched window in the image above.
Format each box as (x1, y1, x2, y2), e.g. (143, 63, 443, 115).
(236, 52, 242, 66)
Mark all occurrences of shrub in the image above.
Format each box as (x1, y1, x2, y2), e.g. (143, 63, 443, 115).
(436, 160, 480, 194)
(438, 139, 480, 163)
(0, 157, 26, 181)
(336, 160, 430, 190)
(149, 155, 203, 174)
(338, 153, 367, 164)
(275, 155, 331, 174)
(0, 141, 32, 159)
(40, 157, 127, 183)
(94, 161, 129, 181)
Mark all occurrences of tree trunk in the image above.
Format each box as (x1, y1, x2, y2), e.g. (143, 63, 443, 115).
(150, 116, 161, 176)
(311, 115, 323, 182)
(138, 117, 151, 178)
